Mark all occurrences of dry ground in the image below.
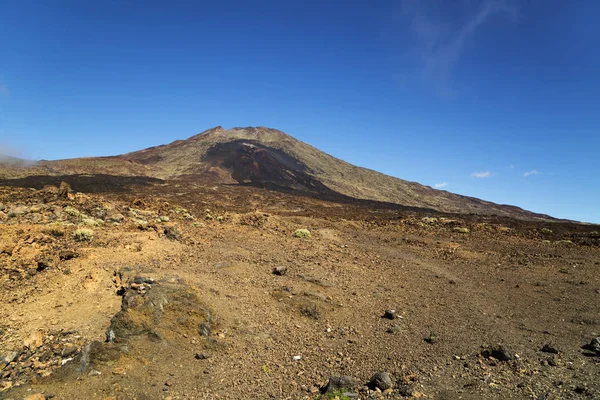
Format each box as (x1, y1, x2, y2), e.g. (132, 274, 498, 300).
(0, 179, 598, 400)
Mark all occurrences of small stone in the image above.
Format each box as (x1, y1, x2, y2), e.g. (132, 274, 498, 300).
(24, 331, 44, 349)
(198, 322, 212, 337)
(369, 371, 393, 391)
(165, 380, 173, 387)
(540, 344, 559, 354)
(582, 336, 600, 354)
(482, 345, 513, 361)
(2, 351, 18, 364)
(383, 310, 397, 320)
(195, 353, 210, 360)
(164, 226, 181, 240)
(323, 375, 358, 393)
(590, 337, 600, 352)
(61, 343, 78, 357)
(106, 329, 116, 343)
(272, 266, 287, 276)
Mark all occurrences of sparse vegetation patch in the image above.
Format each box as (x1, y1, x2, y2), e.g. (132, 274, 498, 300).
(293, 228, 311, 239)
(72, 228, 94, 242)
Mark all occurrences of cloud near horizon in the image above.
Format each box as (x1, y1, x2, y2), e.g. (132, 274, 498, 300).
(523, 169, 542, 177)
(471, 171, 492, 178)
(401, 0, 516, 92)
(434, 182, 448, 188)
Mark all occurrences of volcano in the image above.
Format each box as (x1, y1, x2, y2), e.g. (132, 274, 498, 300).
(0, 126, 551, 220)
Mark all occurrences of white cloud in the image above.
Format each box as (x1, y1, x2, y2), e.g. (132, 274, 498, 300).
(471, 171, 492, 178)
(523, 170, 542, 177)
(434, 182, 448, 188)
(401, 0, 516, 92)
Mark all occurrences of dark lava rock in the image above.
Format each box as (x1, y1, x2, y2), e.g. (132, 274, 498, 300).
(58, 250, 78, 261)
(397, 384, 413, 397)
(61, 343, 78, 357)
(369, 371, 393, 391)
(323, 375, 358, 393)
(590, 337, 600, 352)
(581, 336, 600, 355)
(195, 353, 211, 360)
(540, 343, 559, 354)
(272, 266, 288, 276)
(383, 309, 397, 320)
(482, 345, 513, 361)
(574, 386, 588, 395)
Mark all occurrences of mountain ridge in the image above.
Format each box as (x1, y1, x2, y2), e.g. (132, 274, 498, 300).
(0, 126, 554, 220)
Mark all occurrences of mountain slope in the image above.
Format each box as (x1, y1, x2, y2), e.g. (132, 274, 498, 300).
(1, 126, 552, 219)
(116, 126, 549, 219)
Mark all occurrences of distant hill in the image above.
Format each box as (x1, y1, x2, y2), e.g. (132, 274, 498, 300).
(0, 126, 554, 220)
(0, 154, 33, 166)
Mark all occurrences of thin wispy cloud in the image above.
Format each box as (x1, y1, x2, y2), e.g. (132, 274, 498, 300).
(401, 0, 516, 93)
(523, 170, 542, 177)
(434, 182, 448, 188)
(472, 171, 492, 178)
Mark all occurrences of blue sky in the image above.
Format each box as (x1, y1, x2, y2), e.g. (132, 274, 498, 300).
(0, 0, 598, 223)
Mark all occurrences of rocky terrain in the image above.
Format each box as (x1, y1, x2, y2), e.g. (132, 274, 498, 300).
(0, 128, 598, 399)
(0, 176, 598, 400)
